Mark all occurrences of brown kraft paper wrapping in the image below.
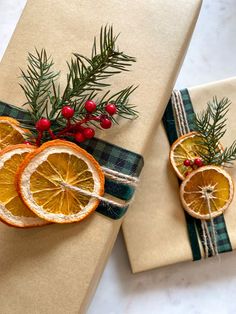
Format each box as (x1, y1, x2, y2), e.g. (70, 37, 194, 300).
(123, 77, 236, 273)
(0, 0, 201, 313)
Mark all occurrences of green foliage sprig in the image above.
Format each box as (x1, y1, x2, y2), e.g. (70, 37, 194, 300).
(19, 25, 138, 136)
(20, 49, 59, 122)
(195, 97, 236, 166)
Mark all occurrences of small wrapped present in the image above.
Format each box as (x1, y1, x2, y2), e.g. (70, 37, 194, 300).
(0, 0, 201, 312)
(123, 77, 236, 273)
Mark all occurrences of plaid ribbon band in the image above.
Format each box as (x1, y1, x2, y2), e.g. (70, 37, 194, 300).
(0, 101, 144, 220)
(162, 89, 232, 260)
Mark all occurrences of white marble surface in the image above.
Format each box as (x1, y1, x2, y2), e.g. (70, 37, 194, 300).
(1, 1, 236, 313)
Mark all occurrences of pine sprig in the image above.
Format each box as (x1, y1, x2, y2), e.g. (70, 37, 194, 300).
(49, 26, 136, 119)
(20, 26, 137, 125)
(94, 85, 138, 121)
(67, 26, 134, 94)
(217, 141, 236, 165)
(20, 49, 59, 123)
(195, 97, 236, 166)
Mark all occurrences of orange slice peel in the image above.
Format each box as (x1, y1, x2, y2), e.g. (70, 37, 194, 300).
(17, 139, 105, 224)
(0, 144, 48, 227)
(169, 132, 208, 180)
(0, 116, 30, 150)
(180, 165, 234, 220)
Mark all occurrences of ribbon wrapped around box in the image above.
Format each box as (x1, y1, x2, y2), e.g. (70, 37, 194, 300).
(0, 0, 202, 313)
(123, 77, 236, 273)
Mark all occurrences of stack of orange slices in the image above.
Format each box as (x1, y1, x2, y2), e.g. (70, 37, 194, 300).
(2, 115, 234, 226)
(170, 132, 234, 219)
(0, 117, 105, 228)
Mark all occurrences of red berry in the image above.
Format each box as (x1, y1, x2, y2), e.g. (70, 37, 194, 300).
(85, 100, 97, 113)
(185, 171, 190, 177)
(61, 106, 75, 119)
(75, 132, 86, 143)
(194, 158, 203, 167)
(24, 141, 31, 145)
(100, 117, 112, 129)
(35, 118, 51, 132)
(184, 159, 191, 167)
(83, 127, 95, 139)
(105, 103, 117, 116)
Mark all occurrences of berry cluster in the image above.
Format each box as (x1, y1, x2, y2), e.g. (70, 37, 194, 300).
(183, 157, 203, 177)
(33, 100, 117, 146)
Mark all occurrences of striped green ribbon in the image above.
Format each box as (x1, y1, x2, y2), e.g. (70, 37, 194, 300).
(0, 100, 144, 220)
(163, 89, 232, 260)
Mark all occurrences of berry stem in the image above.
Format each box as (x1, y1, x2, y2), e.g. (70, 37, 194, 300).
(66, 119, 71, 127)
(36, 132, 43, 146)
(31, 100, 113, 145)
(78, 115, 101, 125)
(56, 115, 101, 137)
(48, 129, 56, 140)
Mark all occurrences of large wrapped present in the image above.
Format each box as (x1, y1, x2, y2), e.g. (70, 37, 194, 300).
(0, 0, 201, 312)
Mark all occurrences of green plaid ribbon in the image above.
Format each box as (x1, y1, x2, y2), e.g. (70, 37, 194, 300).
(162, 89, 232, 260)
(0, 101, 144, 220)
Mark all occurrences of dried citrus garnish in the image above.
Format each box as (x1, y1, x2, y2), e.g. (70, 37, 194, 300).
(170, 132, 210, 180)
(0, 144, 48, 227)
(0, 116, 29, 150)
(17, 140, 105, 223)
(180, 165, 234, 219)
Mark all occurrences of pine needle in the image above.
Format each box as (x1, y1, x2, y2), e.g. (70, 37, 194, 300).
(20, 48, 59, 122)
(195, 97, 236, 166)
(19, 26, 138, 126)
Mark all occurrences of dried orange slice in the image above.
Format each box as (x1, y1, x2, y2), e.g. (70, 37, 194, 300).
(0, 144, 48, 227)
(170, 132, 209, 180)
(17, 140, 105, 223)
(180, 165, 234, 219)
(0, 116, 29, 150)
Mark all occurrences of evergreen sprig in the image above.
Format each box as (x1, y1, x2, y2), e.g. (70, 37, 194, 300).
(20, 25, 138, 128)
(20, 49, 59, 123)
(195, 97, 236, 166)
(61, 26, 135, 102)
(217, 141, 236, 165)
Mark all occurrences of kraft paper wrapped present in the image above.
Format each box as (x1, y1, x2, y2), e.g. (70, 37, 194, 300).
(123, 77, 236, 273)
(0, 0, 201, 313)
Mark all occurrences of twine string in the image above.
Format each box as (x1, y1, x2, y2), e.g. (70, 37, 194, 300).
(177, 90, 190, 134)
(171, 89, 219, 258)
(202, 220, 215, 256)
(201, 220, 209, 258)
(171, 91, 190, 136)
(102, 166, 139, 187)
(171, 92, 184, 137)
(60, 168, 139, 209)
(61, 182, 132, 208)
(205, 191, 219, 256)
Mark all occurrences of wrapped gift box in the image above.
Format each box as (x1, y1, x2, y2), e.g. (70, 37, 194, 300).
(123, 77, 236, 273)
(0, 0, 201, 312)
